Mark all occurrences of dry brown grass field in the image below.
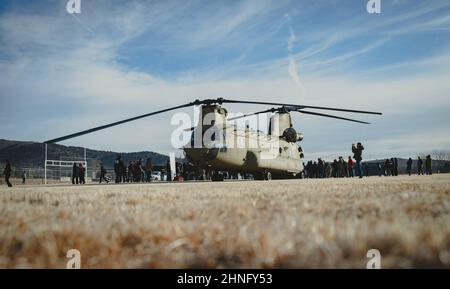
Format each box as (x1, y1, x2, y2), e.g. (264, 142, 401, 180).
(1, 174, 450, 268)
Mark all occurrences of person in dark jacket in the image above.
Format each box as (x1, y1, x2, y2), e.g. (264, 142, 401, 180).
(364, 162, 369, 177)
(425, 155, 432, 175)
(406, 158, 413, 176)
(393, 158, 399, 176)
(78, 163, 86, 184)
(119, 157, 127, 183)
(127, 161, 133, 183)
(146, 158, 153, 182)
(99, 163, 109, 183)
(338, 156, 345, 178)
(417, 157, 424, 175)
(384, 159, 390, 176)
(114, 156, 121, 183)
(72, 162, 79, 184)
(4, 160, 12, 187)
(332, 159, 338, 178)
(352, 142, 364, 178)
(390, 158, 395, 176)
(166, 159, 172, 181)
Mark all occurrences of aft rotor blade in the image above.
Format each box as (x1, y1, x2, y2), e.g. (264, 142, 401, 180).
(227, 108, 274, 121)
(45, 103, 193, 143)
(295, 110, 370, 124)
(222, 99, 382, 115)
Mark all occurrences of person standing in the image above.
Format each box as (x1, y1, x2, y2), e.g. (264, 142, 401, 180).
(338, 157, 344, 178)
(99, 163, 109, 184)
(146, 158, 153, 182)
(127, 161, 133, 183)
(364, 162, 369, 177)
(4, 160, 12, 187)
(166, 159, 172, 181)
(332, 159, 338, 178)
(406, 158, 413, 176)
(312, 161, 318, 178)
(72, 162, 79, 184)
(317, 158, 323, 178)
(120, 157, 127, 183)
(393, 158, 399, 176)
(417, 157, 424, 175)
(390, 158, 395, 176)
(384, 159, 391, 176)
(22, 170, 27, 184)
(132, 161, 139, 182)
(325, 162, 331, 178)
(78, 163, 86, 184)
(114, 156, 120, 183)
(138, 158, 145, 182)
(347, 156, 354, 177)
(352, 142, 364, 178)
(425, 155, 432, 175)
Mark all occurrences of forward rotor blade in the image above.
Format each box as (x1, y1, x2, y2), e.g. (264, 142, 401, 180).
(222, 99, 382, 115)
(45, 103, 193, 143)
(295, 110, 370, 124)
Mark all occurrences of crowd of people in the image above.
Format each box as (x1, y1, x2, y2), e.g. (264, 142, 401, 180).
(303, 144, 435, 179)
(112, 156, 154, 183)
(0, 144, 443, 187)
(71, 163, 86, 185)
(305, 143, 367, 178)
(304, 157, 371, 179)
(407, 155, 433, 176)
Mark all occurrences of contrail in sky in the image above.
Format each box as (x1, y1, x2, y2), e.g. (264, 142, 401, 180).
(286, 17, 305, 100)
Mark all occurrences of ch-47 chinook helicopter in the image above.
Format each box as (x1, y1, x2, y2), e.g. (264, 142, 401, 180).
(45, 97, 381, 181)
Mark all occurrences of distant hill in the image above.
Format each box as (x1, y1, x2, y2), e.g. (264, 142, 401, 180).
(2, 139, 449, 174)
(366, 158, 450, 174)
(0, 139, 175, 169)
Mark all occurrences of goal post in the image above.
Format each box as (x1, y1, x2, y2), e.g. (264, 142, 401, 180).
(44, 160, 87, 184)
(44, 144, 88, 184)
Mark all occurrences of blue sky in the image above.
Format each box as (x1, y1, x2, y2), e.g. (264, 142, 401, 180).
(1, 0, 450, 160)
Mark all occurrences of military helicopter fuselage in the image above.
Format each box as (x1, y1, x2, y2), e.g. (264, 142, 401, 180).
(183, 104, 305, 180)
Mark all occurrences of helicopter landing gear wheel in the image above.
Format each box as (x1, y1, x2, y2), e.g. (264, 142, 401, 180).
(254, 172, 264, 181)
(211, 171, 224, 182)
(259, 170, 272, 181)
(299, 171, 305, 179)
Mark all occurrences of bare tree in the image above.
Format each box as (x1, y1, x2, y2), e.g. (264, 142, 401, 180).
(431, 150, 450, 161)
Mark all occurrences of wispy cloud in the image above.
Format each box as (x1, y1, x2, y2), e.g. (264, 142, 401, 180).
(286, 18, 305, 100)
(0, 0, 450, 159)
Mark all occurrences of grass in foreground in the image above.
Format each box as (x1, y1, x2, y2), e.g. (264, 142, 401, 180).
(1, 174, 450, 268)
